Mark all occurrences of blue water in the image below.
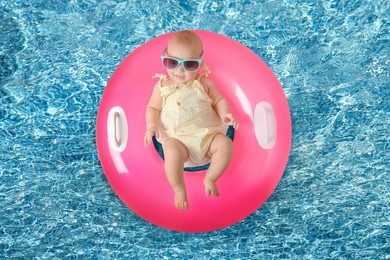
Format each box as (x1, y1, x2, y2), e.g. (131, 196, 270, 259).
(1, 0, 389, 258)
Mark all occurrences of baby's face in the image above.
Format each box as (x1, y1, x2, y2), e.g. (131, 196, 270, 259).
(166, 42, 203, 84)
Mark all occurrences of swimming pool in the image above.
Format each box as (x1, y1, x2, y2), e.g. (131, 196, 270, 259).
(1, 0, 388, 258)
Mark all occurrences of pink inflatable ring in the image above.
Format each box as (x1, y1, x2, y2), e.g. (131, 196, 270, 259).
(96, 30, 291, 232)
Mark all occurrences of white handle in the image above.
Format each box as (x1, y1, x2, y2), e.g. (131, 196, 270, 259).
(114, 111, 122, 147)
(107, 106, 128, 153)
(254, 102, 276, 149)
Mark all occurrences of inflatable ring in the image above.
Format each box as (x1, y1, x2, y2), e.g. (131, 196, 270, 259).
(96, 30, 291, 232)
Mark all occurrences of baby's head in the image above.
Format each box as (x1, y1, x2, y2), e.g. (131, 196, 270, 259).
(162, 30, 204, 84)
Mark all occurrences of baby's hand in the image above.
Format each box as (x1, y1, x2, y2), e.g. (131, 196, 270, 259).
(224, 114, 239, 129)
(144, 127, 159, 146)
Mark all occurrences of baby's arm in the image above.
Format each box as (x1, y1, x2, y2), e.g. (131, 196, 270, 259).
(144, 82, 162, 146)
(202, 77, 239, 129)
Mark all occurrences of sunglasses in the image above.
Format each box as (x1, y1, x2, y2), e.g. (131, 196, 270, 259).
(161, 47, 203, 72)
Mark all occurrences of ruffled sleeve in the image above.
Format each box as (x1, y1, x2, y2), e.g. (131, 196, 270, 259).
(152, 73, 168, 81)
(202, 64, 211, 78)
(152, 73, 174, 106)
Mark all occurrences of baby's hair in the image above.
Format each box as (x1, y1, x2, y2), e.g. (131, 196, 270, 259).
(169, 30, 203, 52)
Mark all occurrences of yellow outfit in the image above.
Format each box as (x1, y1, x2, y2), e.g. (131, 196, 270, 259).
(154, 73, 228, 167)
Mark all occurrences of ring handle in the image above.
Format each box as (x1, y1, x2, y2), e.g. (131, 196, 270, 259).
(107, 106, 128, 153)
(254, 102, 276, 149)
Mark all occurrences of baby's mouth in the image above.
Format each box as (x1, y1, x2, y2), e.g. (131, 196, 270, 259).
(175, 75, 185, 80)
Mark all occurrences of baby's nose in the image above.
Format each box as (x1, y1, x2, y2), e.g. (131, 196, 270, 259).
(177, 64, 185, 72)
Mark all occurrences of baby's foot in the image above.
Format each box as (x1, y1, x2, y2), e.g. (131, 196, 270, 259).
(174, 189, 188, 210)
(204, 178, 220, 196)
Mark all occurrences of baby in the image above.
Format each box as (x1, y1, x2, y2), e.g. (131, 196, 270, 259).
(144, 30, 238, 210)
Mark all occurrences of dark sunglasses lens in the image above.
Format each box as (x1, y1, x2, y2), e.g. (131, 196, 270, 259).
(184, 61, 200, 71)
(163, 58, 178, 69)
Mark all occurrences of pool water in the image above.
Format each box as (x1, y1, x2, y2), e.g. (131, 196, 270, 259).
(1, 0, 389, 258)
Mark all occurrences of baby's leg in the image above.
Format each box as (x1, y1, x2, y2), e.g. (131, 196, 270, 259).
(204, 134, 233, 196)
(163, 138, 189, 210)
